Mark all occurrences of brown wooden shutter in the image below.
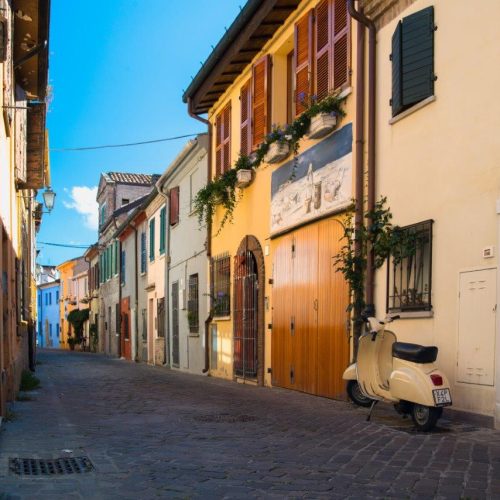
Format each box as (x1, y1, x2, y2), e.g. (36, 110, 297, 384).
(214, 115, 222, 178)
(252, 55, 271, 150)
(294, 10, 313, 116)
(315, 0, 331, 102)
(333, 0, 349, 90)
(222, 103, 231, 172)
(214, 103, 231, 177)
(169, 186, 179, 226)
(240, 81, 251, 156)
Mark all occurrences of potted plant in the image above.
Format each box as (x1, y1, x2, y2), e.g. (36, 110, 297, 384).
(234, 153, 254, 188)
(263, 128, 291, 164)
(306, 92, 345, 139)
(67, 336, 77, 351)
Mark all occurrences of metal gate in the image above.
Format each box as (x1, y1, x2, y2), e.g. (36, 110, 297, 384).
(234, 251, 258, 378)
(172, 281, 179, 367)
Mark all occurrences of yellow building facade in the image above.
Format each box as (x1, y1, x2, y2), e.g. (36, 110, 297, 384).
(185, 0, 357, 398)
(57, 258, 79, 349)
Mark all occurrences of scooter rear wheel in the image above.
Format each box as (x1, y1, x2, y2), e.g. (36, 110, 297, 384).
(347, 380, 374, 408)
(411, 404, 442, 431)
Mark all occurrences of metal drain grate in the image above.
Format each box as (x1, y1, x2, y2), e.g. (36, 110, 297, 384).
(194, 413, 257, 423)
(9, 457, 94, 476)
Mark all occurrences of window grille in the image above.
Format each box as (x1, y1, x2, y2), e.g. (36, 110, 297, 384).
(387, 220, 433, 312)
(211, 253, 230, 317)
(188, 274, 199, 333)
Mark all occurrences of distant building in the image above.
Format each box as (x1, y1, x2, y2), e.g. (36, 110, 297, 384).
(97, 172, 159, 357)
(37, 281, 61, 348)
(157, 135, 209, 374)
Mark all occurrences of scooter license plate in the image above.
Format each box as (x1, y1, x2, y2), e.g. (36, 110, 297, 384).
(433, 388, 452, 406)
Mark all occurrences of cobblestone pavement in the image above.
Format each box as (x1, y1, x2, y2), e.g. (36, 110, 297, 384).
(0, 350, 499, 499)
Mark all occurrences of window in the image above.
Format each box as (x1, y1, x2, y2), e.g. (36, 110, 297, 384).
(48, 292, 51, 305)
(56, 290, 59, 303)
(120, 250, 126, 285)
(140, 231, 147, 273)
(99, 203, 106, 227)
(159, 207, 166, 254)
(387, 220, 433, 313)
(214, 103, 231, 177)
(188, 273, 199, 333)
(121, 198, 129, 206)
(45, 293, 48, 305)
(56, 323, 59, 337)
(169, 188, 179, 227)
(294, 0, 350, 116)
(211, 254, 230, 318)
(252, 55, 271, 150)
(149, 218, 155, 261)
(239, 54, 272, 156)
(391, 7, 435, 117)
(49, 323, 52, 337)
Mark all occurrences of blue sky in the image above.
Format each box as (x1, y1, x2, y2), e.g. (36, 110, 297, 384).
(37, 0, 242, 265)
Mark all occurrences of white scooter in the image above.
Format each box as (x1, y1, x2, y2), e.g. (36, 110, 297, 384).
(343, 315, 452, 431)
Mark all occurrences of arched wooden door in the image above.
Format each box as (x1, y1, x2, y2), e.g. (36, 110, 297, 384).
(233, 236, 265, 384)
(271, 218, 349, 399)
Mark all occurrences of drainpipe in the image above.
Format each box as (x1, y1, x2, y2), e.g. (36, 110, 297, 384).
(347, 0, 366, 355)
(131, 222, 139, 362)
(348, 0, 377, 318)
(155, 184, 170, 367)
(188, 97, 212, 374)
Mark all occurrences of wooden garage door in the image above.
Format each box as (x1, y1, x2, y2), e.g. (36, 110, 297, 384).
(271, 218, 349, 399)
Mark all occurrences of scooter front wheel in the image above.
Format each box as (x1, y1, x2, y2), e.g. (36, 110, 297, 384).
(411, 404, 442, 431)
(347, 380, 374, 408)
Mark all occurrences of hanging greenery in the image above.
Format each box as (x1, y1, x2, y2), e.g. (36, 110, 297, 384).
(67, 308, 90, 342)
(194, 91, 347, 232)
(333, 197, 420, 341)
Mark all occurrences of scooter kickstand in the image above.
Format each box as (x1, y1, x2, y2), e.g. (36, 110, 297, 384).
(367, 400, 378, 422)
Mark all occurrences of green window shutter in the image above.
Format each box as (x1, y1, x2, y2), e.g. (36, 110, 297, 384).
(114, 241, 119, 275)
(160, 207, 166, 254)
(401, 6, 434, 108)
(392, 6, 434, 117)
(149, 219, 155, 261)
(107, 247, 111, 280)
(391, 21, 403, 116)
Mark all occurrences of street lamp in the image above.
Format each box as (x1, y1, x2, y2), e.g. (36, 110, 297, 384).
(42, 186, 56, 213)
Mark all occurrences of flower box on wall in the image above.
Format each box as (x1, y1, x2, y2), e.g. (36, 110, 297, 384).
(307, 112, 337, 139)
(236, 169, 253, 189)
(264, 142, 290, 164)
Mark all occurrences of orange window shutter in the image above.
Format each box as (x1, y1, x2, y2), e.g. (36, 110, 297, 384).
(333, 0, 350, 90)
(315, 0, 332, 102)
(169, 187, 179, 226)
(294, 10, 313, 116)
(252, 55, 271, 150)
(222, 103, 231, 172)
(214, 115, 223, 178)
(240, 81, 251, 156)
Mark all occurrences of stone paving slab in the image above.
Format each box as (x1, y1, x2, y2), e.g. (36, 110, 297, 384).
(0, 349, 499, 498)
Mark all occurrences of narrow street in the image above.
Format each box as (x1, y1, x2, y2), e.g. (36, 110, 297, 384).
(0, 351, 498, 499)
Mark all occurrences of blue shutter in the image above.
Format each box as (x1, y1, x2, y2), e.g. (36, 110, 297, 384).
(141, 232, 147, 273)
(160, 207, 166, 254)
(149, 219, 155, 261)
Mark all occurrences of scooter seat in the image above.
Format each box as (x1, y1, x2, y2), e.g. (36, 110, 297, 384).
(392, 342, 438, 364)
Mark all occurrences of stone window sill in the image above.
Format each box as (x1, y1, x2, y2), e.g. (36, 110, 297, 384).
(389, 95, 436, 125)
(389, 310, 434, 319)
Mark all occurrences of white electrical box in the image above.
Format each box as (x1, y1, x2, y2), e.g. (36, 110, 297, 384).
(483, 246, 494, 259)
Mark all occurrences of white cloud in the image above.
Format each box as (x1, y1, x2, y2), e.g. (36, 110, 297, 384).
(63, 186, 98, 231)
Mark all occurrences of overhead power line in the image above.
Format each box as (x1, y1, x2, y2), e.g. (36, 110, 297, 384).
(50, 132, 204, 152)
(38, 241, 92, 249)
